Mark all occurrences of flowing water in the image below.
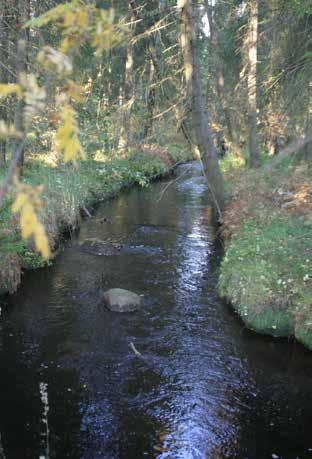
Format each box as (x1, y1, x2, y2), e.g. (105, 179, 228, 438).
(1, 163, 312, 459)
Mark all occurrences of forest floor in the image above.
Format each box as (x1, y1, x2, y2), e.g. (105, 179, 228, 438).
(219, 153, 312, 349)
(0, 143, 191, 296)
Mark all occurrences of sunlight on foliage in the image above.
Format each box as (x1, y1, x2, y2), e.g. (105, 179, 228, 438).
(12, 182, 51, 259)
(37, 46, 73, 74)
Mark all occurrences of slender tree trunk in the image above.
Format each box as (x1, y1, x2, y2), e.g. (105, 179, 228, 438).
(247, 0, 260, 167)
(13, 0, 29, 175)
(118, 0, 136, 155)
(204, 0, 236, 144)
(0, 0, 9, 166)
(143, 53, 156, 139)
(178, 0, 225, 214)
(304, 80, 312, 163)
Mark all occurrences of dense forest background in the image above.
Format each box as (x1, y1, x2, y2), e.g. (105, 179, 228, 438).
(0, 0, 311, 176)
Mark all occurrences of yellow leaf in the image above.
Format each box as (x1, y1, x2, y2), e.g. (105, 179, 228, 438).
(20, 203, 37, 238)
(34, 223, 51, 259)
(12, 192, 28, 213)
(12, 181, 51, 259)
(55, 104, 84, 162)
(0, 83, 22, 98)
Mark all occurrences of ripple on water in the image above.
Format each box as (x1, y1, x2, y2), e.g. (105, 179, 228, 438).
(1, 163, 312, 458)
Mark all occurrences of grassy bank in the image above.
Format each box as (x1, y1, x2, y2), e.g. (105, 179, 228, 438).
(0, 144, 191, 296)
(219, 154, 312, 349)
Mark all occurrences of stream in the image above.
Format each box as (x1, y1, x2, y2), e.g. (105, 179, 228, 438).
(1, 163, 312, 458)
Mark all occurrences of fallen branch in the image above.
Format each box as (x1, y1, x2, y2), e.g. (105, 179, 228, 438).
(156, 163, 193, 202)
(130, 341, 144, 359)
(263, 135, 312, 172)
(81, 205, 92, 219)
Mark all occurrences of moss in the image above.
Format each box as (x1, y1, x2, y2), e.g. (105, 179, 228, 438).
(293, 294, 312, 348)
(219, 215, 312, 341)
(234, 303, 293, 337)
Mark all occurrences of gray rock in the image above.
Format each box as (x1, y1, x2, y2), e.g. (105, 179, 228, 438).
(69, 238, 121, 256)
(103, 288, 142, 312)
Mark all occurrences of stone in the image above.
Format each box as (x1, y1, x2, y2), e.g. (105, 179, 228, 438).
(103, 288, 142, 312)
(69, 238, 122, 256)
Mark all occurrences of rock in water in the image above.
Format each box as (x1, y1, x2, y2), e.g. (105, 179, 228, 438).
(103, 288, 142, 312)
(69, 238, 121, 256)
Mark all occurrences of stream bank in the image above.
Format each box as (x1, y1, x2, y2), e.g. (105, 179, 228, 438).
(0, 144, 191, 296)
(219, 155, 312, 349)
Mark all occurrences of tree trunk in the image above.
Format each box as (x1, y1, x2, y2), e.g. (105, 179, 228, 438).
(204, 0, 236, 144)
(0, 0, 9, 166)
(118, 0, 136, 155)
(178, 0, 225, 214)
(304, 80, 312, 163)
(143, 53, 155, 139)
(13, 0, 29, 175)
(247, 0, 260, 167)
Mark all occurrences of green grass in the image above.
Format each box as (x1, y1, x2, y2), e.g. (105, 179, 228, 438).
(219, 158, 312, 348)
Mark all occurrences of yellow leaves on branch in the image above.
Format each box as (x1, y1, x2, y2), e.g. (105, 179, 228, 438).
(0, 83, 22, 98)
(25, 1, 125, 55)
(24, 1, 79, 28)
(37, 46, 73, 74)
(12, 182, 51, 260)
(19, 73, 46, 127)
(55, 104, 85, 162)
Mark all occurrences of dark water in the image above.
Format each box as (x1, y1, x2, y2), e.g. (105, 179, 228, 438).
(1, 163, 312, 459)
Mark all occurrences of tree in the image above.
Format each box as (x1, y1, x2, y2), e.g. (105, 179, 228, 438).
(118, 0, 136, 154)
(178, 0, 225, 214)
(0, 0, 9, 165)
(204, 0, 236, 145)
(13, 0, 30, 175)
(246, 0, 260, 167)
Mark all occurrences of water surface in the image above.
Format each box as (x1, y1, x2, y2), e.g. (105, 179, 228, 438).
(1, 163, 312, 459)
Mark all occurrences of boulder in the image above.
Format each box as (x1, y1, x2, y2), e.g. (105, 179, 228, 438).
(103, 288, 142, 312)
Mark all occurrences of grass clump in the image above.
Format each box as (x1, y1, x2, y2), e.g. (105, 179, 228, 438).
(219, 156, 312, 348)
